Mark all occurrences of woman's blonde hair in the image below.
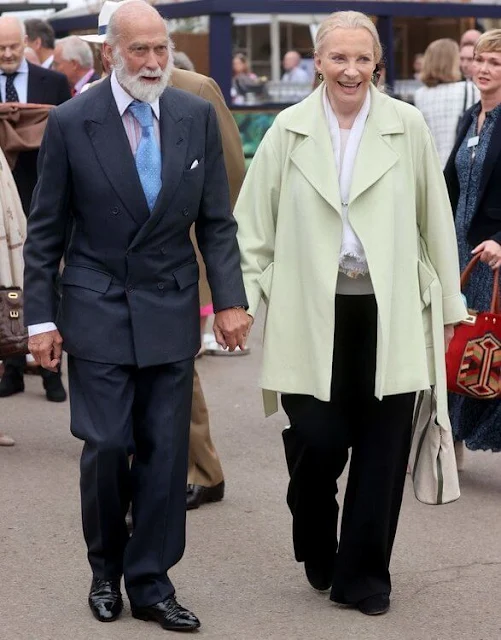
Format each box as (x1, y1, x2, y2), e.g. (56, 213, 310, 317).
(475, 29, 501, 55)
(420, 39, 461, 87)
(314, 11, 383, 63)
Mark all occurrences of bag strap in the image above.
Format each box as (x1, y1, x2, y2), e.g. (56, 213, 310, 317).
(461, 254, 501, 313)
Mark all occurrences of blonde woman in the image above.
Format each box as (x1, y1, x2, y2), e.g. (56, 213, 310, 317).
(414, 38, 479, 167)
(445, 29, 501, 457)
(234, 11, 466, 615)
(0, 146, 26, 447)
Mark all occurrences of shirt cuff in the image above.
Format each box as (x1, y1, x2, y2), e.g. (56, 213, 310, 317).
(28, 322, 57, 337)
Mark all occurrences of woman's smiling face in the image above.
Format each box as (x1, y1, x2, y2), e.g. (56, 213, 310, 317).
(314, 27, 376, 109)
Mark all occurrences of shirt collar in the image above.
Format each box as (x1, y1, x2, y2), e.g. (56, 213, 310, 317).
(74, 68, 95, 93)
(1, 58, 28, 76)
(110, 70, 160, 119)
(41, 55, 54, 69)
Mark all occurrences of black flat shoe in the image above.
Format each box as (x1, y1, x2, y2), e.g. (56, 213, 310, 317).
(43, 372, 67, 402)
(88, 577, 123, 622)
(357, 593, 390, 616)
(132, 595, 201, 631)
(0, 373, 24, 397)
(186, 481, 224, 510)
(304, 559, 333, 591)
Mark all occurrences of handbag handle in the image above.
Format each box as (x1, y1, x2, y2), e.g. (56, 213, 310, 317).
(460, 254, 501, 314)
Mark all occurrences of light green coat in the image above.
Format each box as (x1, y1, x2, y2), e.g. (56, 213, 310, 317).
(234, 84, 467, 419)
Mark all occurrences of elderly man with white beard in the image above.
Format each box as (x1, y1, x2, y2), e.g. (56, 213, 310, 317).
(23, 0, 250, 632)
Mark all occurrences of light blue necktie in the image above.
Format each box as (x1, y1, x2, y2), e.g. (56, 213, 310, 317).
(128, 100, 162, 212)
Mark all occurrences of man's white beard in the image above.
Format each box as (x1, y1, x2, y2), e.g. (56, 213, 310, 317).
(114, 50, 173, 103)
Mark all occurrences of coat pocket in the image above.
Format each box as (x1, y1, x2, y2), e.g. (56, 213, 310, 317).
(61, 265, 113, 294)
(173, 261, 199, 290)
(257, 262, 274, 304)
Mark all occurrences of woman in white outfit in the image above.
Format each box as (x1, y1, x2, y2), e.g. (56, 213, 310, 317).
(234, 11, 465, 617)
(414, 38, 479, 168)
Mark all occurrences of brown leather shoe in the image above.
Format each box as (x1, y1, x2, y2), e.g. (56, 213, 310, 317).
(186, 481, 224, 510)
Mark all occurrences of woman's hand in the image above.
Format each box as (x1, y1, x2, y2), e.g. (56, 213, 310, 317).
(472, 240, 501, 270)
(444, 324, 455, 353)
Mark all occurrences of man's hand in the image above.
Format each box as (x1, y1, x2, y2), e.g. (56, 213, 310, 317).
(213, 308, 253, 352)
(472, 240, 501, 270)
(28, 329, 63, 372)
(444, 324, 455, 353)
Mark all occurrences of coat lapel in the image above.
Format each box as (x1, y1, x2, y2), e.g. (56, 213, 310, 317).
(129, 88, 191, 249)
(286, 85, 402, 213)
(444, 105, 475, 216)
(85, 79, 150, 227)
(287, 89, 341, 213)
(349, 86, 402, 204)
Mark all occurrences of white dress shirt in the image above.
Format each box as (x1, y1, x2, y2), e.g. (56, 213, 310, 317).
(29, 71, 161, 337)
(0, 58, 29, 103)
(41, 54, 54, 69)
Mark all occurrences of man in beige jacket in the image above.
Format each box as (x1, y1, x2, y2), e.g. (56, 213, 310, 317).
(173, 66, 245, 509)
(80, 1, 245, 510)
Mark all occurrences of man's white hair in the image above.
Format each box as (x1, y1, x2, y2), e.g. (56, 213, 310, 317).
(58, 35, 94, 69)
(105, 0, 168, 47)
(0, 16, 26, 39)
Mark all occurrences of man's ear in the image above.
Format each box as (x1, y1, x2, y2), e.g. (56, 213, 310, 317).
(102, 43, 113, 65)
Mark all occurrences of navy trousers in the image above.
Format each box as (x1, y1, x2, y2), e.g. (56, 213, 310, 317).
(68, 355, 194, 607)
(281, 295, 415, 604)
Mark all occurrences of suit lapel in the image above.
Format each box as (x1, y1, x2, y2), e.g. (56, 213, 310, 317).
(129, 88, 191, 248)
(27, 63, 44, 103)
(85, 79, 150, 227)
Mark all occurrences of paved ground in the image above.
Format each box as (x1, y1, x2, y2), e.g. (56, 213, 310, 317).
(1, 314, 501, 640)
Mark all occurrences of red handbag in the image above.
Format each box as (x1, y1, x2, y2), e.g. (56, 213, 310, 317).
(446, 255, 501, 399)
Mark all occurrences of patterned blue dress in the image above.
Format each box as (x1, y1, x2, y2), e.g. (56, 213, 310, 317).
(449, 103, 501, 451)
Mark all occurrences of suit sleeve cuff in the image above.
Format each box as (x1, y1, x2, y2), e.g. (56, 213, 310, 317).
(28, 322, 57, 337)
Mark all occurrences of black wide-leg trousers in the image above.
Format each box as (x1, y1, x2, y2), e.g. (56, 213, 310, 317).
(68, 355, 194, 608)
(281, 295, 415, 604)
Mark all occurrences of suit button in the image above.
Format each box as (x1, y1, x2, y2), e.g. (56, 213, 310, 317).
(182, 208, 189, 216)
(126, 285, 134, 293)
(160, 247, 167, 255)
(111, 207, 119, 215)
(157, 282, 165, 290)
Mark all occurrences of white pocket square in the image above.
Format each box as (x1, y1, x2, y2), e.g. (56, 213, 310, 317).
(190, 159, 199, 170)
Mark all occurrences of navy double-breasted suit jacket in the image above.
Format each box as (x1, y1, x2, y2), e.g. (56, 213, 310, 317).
(23, 77, 247, 367)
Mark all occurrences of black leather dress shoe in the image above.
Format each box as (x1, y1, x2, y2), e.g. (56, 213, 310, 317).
(304, 559, 333, 591)
(43, 372, 67, 402)
(357, 593, 390, 616)
(88, 577, 123, 622)
(0, 372, 24, 397)
(186, 481, 224, 510)
(132, 595, 201, 631)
